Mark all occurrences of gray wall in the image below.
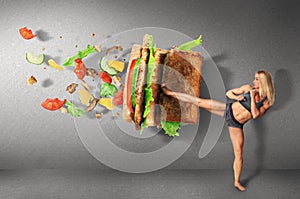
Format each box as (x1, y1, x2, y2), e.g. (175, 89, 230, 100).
(0, 0, 299, 170)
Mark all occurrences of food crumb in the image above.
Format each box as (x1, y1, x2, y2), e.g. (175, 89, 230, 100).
(60, 107, 68, 114)
(86, 68, 98, 78)
(115, 112, 120, 117)
(96, 113, 103, 119)
(112, 75, 121, 87)
(44, 67, 46, 70)
(59, 36, 63, 39)
(27, 75, 37, 85)
(114, 55, 118, 59)
(66, 83, 78, 94)
(93, 45, 102, 52)
(42, 47, 45, 51)
(91, 33, 95, 37)
(75, 45, 78, 48)
(80, 80, 93, 91)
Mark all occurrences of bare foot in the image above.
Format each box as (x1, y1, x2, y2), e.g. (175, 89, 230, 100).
(234, 182, 246, 192)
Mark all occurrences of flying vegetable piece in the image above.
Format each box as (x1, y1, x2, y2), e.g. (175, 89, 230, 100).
(63, 44, 97, 66)
(48, 59, 63, 71)
(19, 27, 36, 40)
(113, 90, 123, 106)
(26, 52, 45, 65)
(41, 98, 66, 111)
(65, 100, 85, 117)
(161, 121, 180, 137)
(99, 56, 118, 76)
(98, 71, 112, 84)
(100, 83, 118, 97)
(176, 35, 202, 51)
(74, 58, 86, 80)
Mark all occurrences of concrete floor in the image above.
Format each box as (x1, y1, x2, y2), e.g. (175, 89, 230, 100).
(0, 169, 299, 199)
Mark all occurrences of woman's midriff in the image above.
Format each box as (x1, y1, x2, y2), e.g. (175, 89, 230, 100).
(231, 102, 252, 124)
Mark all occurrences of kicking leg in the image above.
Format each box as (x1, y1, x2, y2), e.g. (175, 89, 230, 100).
(228, 127, 246, 192)
(161, 84, 226, 117)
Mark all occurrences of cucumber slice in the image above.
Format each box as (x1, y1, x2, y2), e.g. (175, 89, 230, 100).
(99, 56, 118, 76)
(26, 52, 45, 65)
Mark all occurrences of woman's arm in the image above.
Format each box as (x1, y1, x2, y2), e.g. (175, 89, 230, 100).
(250, 89, 260, 118)
(226, 84, 252, 101)
(250, 89, 271, 119)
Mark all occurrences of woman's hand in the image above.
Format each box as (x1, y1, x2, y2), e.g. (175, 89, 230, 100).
(250, 87, 259, 97)
(250, 87, 260, 119)
(235, 95, 245, 101)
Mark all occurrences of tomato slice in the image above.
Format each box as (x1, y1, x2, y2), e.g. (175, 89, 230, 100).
(19, 27, 36, 40)
(41, 98, 66, 111)
(113, 90, 123, 106)
(99, 71, 112, 84)
(74, 58, 86, 80)
(126, 59, 137, 113)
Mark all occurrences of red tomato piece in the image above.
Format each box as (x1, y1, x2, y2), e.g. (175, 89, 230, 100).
(74, 58, 86, 80)
(19, 27, 36, 40)
(113, 90, 123, 106)
(99, 71, 112, 84)
(41, 98, 66, 111)
(126, 59, 137, 113)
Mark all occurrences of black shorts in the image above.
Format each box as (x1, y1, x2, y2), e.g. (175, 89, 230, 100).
(224, 103, 244, 129)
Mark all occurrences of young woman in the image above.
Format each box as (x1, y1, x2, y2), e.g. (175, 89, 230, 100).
(162, 70, 275, 191)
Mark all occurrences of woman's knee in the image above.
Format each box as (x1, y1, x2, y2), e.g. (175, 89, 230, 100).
(234, 148, 243, 159)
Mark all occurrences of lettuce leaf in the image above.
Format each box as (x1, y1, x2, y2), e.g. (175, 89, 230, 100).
(131, 58, 141, 108)
(100, 83, 118, 97)
(177, 35, 202, 51)
(63, 44, 97, 66)
(65, 100, 85, 117)
(143, 35, 156, 119)
(161, 121, 180, 137)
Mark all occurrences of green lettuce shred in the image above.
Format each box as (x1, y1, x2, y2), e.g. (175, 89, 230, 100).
(63, 44, 97, 66)
(140, 121, 147, 135)
(143, 35, 156, 119)
(131, 58, 141, 108)
(161, 121, 180, 137)
(65, 100, 85, 117)
(177, 35, 202, 51)
(100, 83, 118, 97)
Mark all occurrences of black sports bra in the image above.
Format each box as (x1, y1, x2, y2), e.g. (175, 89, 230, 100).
(239, 91, 267, 113)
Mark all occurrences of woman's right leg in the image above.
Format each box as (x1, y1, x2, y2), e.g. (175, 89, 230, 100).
(228, 127, 246, 192)
(161, 85, 226, 117)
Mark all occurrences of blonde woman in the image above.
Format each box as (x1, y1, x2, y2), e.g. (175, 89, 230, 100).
(162, 70, 275, 191)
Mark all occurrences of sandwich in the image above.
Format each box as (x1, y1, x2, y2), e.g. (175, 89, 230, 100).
(123, 34, 203, 136)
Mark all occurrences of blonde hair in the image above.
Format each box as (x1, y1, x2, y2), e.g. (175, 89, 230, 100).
(256, 70, 275, 106)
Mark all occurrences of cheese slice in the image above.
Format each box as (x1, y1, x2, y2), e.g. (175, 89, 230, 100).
(99, 98, 115, 110)
(78, 89, 93, 106)
(108, 60, 125, 72)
